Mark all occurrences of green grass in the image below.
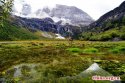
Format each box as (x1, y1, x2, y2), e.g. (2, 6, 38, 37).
(83, 48, 99, 54)
(109, 46, 125, 53)
(81, 26, 125, 41)
(0, 23, 38, 40)
(66, 47, 99, 54)
(66, 47, 82, 53)
(0, 21, 54, 40)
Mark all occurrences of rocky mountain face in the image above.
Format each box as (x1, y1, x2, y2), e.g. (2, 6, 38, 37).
(12, 16, 82, 39)
(88, 1, 125, 32)
(13, 4, 94, 26)
(35, 4, 94, 26)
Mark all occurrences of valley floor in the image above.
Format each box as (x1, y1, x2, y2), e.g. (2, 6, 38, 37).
(0, 40, 125, 83)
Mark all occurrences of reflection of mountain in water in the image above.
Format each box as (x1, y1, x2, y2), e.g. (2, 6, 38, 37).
(0, 63, 121, 83)
(79, 63, 112, 76)
(60, 63, 121, 83)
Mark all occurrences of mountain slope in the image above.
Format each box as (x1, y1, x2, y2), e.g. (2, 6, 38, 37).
(12, 16, 82, 39)
(0, 18, 59, 40)
(0, 20, 41, 40)
(81, 1, 125, 41)
(89, 1, 125, 31)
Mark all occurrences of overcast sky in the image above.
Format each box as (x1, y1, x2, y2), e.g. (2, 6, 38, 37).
(14, 0, 125, 20)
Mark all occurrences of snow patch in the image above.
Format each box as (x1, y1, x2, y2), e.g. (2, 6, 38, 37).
(55, 34, 65, 39)
(41, 32, 53, 38)
(60, 18, 72, 25)
(52, 17, 60, 22)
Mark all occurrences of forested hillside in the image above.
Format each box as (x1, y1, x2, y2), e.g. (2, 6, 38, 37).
(81, 1, 125, 41)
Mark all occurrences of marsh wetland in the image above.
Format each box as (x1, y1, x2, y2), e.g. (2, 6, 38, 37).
(0, 40, 125, 83)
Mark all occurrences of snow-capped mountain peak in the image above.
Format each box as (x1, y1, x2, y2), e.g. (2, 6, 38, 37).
(13, 2, 94, 26)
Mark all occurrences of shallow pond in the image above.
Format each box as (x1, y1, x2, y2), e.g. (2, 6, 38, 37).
(0, 63, 121, 83)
